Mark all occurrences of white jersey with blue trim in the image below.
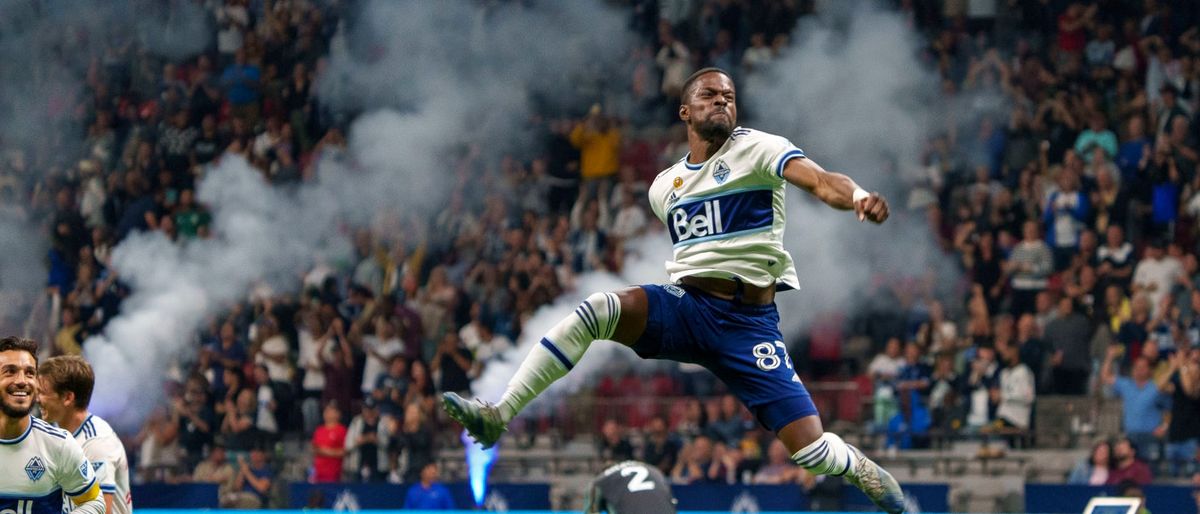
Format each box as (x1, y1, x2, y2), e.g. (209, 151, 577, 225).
(73, 415, 130, 514)
(0, 417, 97, 514)
(648, 126, 805, 290)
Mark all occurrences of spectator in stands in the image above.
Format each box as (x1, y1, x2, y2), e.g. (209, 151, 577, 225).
(753, 440, 812, 486)
(1043, 169, 1089, 270)
(192, 444, 235, 495)
(928, 352, 960, 430)
(706, 395, 748, 446)
(1015, 314, 1049, 391)
(1097, 226, 1135, 292)
(993, 341, 1036, 432)
(393, 402, 435, 483)
(311, 402, 346, 483)
(570, 106, 621, 193)
(896, 342, 933, 398)
(360, 316, 404, 398)
(1107, 437, 1154, 486)
(598, 419, 635, 462)
(886, 388, 931, 450)
(251, 364, 280, 443)
(221, 388, 260, 456)
(1158, 349, 1200, 477)
(1101, 346, 1166, 460)
(1045, 297, 1093, 394)
(297, 311, 328, 434)
(320, 321, 356, 414)
(671, 435, 714, 485)
(963, 346, 999, 431)
(345, 399, 391, 483)
(173, 374, 215, 469)
(1075, 112, 1119, 165)
(223, 447, 273, 509)
(1008, 221, 1055, 315)
(1134, 240, 1185, 318)
(869, 337, 905, 429)
(375, 355, 409, 420)
(1068, 440, 1112, 485)
(640, 416, 680, 475)
(432, 331, 474, 396)
(402, 463, 455, 510)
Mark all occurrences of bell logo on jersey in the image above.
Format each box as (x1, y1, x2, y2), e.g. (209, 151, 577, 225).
(667, 188, 774, 247)
(0, 500, 33, 514)
(671, 199, 724, 243)
(24, 458, 44, 482)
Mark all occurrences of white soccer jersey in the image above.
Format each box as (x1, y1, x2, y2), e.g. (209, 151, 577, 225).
(648, 127, 805, 290)
(0, 417, 97, 514)
(73, 415, 131, 514)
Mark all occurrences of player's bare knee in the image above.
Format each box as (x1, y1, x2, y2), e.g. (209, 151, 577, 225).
(777, 415, 825, 454)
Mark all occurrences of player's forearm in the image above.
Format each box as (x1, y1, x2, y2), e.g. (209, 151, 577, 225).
(813, 171, 861, 211)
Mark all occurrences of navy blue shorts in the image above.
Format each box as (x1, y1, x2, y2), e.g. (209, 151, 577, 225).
(631, 283, 817, 432)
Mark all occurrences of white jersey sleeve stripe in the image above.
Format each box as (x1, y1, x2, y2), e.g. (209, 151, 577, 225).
(775, 149, 805, 178)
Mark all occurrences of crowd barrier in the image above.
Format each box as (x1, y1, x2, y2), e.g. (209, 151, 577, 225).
(132, 482, 948, 511)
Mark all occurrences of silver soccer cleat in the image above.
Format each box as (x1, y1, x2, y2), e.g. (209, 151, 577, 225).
(441, 392, 507, 449)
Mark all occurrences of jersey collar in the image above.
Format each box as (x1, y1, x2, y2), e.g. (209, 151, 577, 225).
(0, 417, 32, 445)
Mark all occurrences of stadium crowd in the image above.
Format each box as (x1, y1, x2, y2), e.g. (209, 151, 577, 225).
(3, 0, 1200, 504)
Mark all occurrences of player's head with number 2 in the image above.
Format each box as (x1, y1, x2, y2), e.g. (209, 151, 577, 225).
(0, 336, 39, 418)
(38, 355, 95, 424)
(679, 67, 737, 144)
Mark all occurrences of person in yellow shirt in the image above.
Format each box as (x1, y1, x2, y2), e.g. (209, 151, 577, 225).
(571, 105, 622, 194)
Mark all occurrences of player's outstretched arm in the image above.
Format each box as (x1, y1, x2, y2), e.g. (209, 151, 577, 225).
(781, 156, 889, 223)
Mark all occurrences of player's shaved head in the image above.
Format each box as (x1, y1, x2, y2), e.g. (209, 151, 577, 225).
(681, 67, 734, 103)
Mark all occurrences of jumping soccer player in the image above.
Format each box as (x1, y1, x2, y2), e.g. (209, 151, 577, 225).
(0, 337, 104, 514)
(444, 67, 905, 513)
(39, 356, 131, 514)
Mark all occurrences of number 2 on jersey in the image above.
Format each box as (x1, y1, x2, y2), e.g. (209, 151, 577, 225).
(620, 465, 655, 492)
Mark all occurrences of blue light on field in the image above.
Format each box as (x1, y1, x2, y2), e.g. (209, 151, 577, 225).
(462, 429, 499, 506)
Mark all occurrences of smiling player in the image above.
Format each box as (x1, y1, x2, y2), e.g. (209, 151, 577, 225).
(0, 336, 104, 514)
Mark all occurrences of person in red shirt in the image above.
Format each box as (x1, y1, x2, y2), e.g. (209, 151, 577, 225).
(1057, 2, 1095, 54)
(1106, 436, 1153, 486)
(311, 402, 347, 483)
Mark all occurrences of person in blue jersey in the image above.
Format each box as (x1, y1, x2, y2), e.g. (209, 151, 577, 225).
(444, 67, 905, 513)
(0, 337, 104, 514)
(402, 463, 455, 510)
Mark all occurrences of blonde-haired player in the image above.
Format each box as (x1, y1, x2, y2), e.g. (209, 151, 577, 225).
(38, 355, 130, 514)
(0, 336, 103, 514)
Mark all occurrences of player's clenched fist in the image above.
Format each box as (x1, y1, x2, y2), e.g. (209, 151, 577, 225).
(855, 192, 889, 224)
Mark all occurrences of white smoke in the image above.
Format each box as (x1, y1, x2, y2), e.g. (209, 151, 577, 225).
(472, 235, 674, 406)
(85, 0, 635, 430)
(745, 4, 961, 346)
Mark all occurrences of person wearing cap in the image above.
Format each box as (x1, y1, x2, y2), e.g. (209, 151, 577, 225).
(344, 399, 391, 483)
